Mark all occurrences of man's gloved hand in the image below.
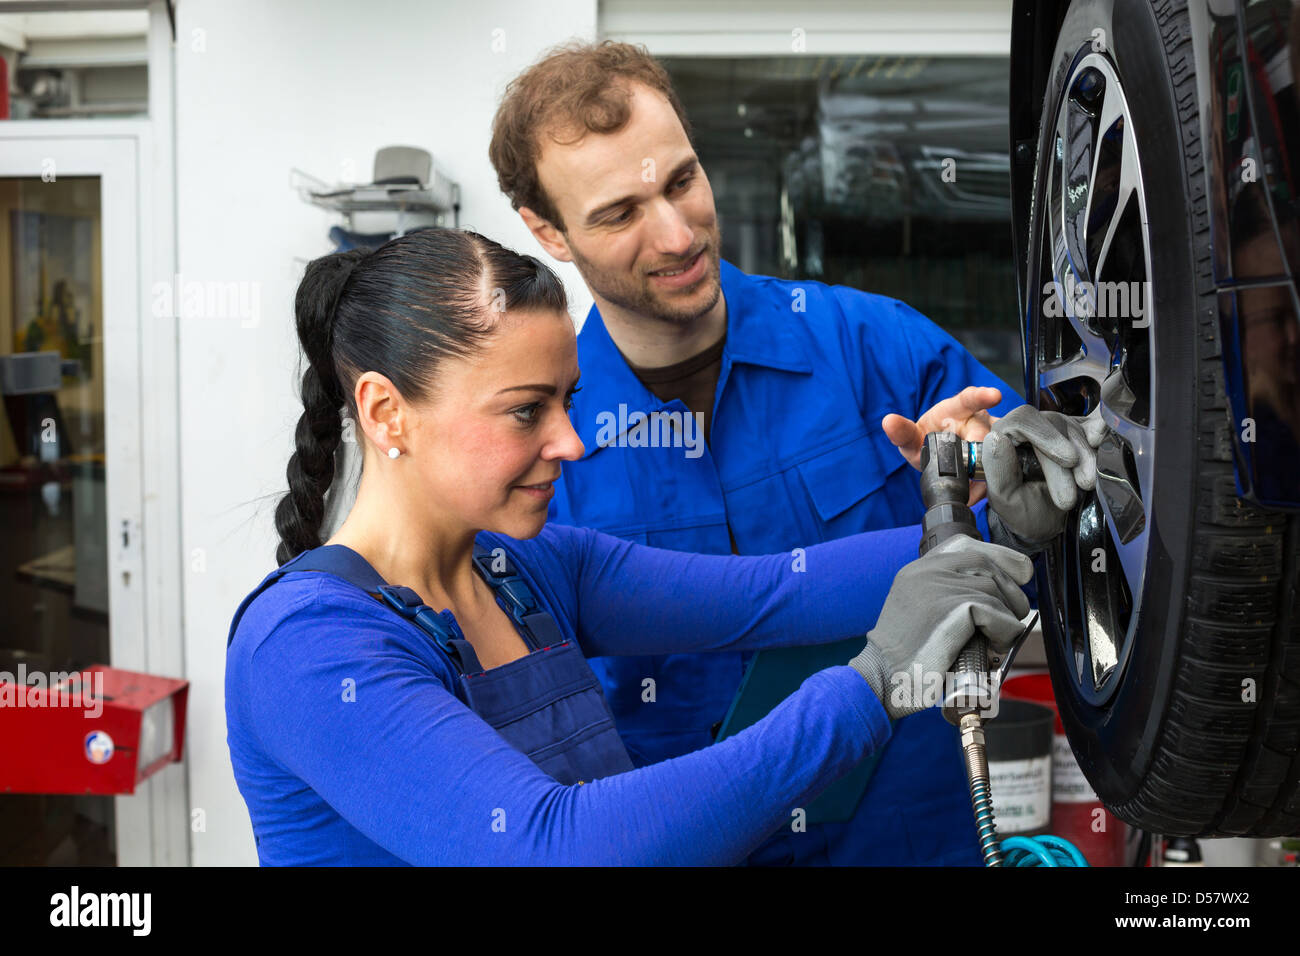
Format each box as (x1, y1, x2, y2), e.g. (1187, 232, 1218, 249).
(984, 406, 1108, 553)
(847, 535, 1034, 720)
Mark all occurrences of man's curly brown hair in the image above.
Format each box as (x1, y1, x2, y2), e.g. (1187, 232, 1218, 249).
(489, 39, 694, 234)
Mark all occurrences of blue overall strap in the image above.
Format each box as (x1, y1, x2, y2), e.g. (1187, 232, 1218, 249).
(470, 542, 566, 651)
(374, 584, 481, 674)
(227, 545, 478, 674)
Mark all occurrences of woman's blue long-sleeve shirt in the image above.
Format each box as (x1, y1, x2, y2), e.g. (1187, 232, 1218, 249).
(226, 515, 974, 865)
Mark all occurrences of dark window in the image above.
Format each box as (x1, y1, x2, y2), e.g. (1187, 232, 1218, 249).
(662, 55, 1024, 396)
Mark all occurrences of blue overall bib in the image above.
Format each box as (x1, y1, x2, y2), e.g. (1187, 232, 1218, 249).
(226, 543, 635, 786)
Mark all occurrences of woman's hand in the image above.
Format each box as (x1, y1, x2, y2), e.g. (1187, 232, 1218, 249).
(983, 406, 1108, 553)
(846, 535, 1034, 720)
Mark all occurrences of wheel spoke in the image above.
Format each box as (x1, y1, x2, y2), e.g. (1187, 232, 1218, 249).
(1039, 235, 1112, 393)
(1047, 94, 1115, 365)
(1046, 142, 1114, 381)
(1076, 497, 1124, 689)
(1100, 370, 1156, 493)
(1061, 95, 1097, 287)
(1052, 522, 1088, 685)
(1084, 78, 1140, 283)
(1097, 484, 1147, 612)
(1039, 346, 1110, 392)
(1095, 374, 1154, 621)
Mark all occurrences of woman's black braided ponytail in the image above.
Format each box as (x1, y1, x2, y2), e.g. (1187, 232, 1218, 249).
(273, 250, 364, 565)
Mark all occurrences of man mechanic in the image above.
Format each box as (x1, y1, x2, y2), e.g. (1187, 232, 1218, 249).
(488, 39, 1102, 865)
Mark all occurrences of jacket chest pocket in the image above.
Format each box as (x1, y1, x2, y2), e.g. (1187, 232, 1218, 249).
(795, 431, 920, 536)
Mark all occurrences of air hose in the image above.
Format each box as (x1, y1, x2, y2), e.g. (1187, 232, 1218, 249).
(957, 710, 1088, 865)
(919, 430, 1091, 867)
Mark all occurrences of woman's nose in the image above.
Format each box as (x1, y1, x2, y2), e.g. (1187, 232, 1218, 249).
(548, 409, 585, 461)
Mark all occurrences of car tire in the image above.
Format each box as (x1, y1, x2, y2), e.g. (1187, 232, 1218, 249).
(1024, 0, 1300, 837)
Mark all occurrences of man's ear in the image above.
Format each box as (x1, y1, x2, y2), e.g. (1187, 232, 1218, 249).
(519, 206, 573, 263)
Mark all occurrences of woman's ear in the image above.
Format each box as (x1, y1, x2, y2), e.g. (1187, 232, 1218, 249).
(354, 372, 406, 449)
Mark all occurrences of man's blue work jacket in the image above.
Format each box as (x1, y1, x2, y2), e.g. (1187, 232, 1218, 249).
(549, 258, 1022, 865)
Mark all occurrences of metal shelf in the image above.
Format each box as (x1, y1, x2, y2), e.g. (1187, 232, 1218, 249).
(291, 166, 460, 235)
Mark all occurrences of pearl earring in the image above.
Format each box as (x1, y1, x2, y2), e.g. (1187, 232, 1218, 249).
(388, 446, 401, 459)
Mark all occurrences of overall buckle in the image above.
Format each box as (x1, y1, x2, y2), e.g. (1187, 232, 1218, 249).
(377, 584, 462, 665)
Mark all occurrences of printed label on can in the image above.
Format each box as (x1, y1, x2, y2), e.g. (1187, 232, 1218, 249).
(989, 755, 1052, 832)
(1052, 735, 1099, 803)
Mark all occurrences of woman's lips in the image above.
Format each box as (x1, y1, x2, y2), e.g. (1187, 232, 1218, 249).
(516, 481, 556, 501)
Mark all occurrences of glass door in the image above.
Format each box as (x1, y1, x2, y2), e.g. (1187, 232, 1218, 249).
(0, 134, 148, 865)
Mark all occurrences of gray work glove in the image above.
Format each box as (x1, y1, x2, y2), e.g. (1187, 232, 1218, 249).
(984, 405, 1108, 553)
(848, 535, 1034, 720)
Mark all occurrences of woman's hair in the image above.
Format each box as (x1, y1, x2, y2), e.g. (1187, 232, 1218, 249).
(273, 227, 568, 565)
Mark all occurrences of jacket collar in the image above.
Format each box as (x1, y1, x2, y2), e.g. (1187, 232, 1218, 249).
(573, 258, 812, 459)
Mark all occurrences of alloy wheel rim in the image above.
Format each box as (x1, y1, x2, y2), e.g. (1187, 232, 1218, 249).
(1032, 50, 1157, 706)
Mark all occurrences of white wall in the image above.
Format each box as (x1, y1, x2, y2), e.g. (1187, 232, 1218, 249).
(175, 0, 597, 867)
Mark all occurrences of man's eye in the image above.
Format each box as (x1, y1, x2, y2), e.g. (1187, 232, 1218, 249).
(609, 208, 632, 225)
(673, 174, 693, 191)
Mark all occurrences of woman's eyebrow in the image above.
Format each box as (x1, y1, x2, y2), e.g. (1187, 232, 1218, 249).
(497, 383, 557, 396)
(495, 377, 581, 397)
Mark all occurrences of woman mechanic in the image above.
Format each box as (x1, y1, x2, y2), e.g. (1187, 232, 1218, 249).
(225, 227, 1099, 865)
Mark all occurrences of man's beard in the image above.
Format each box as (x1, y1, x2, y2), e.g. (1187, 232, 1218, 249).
(568, 225, 724, 327)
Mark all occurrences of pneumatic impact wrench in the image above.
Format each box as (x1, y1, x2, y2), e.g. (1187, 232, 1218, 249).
(918, 430, 1041, 867)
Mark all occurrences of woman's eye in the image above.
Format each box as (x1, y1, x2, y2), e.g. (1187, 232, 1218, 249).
(512, 404, 540, 425)
(514, 388, 579, 424)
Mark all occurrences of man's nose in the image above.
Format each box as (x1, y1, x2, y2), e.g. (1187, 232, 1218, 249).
(648, 198, 694, 256)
